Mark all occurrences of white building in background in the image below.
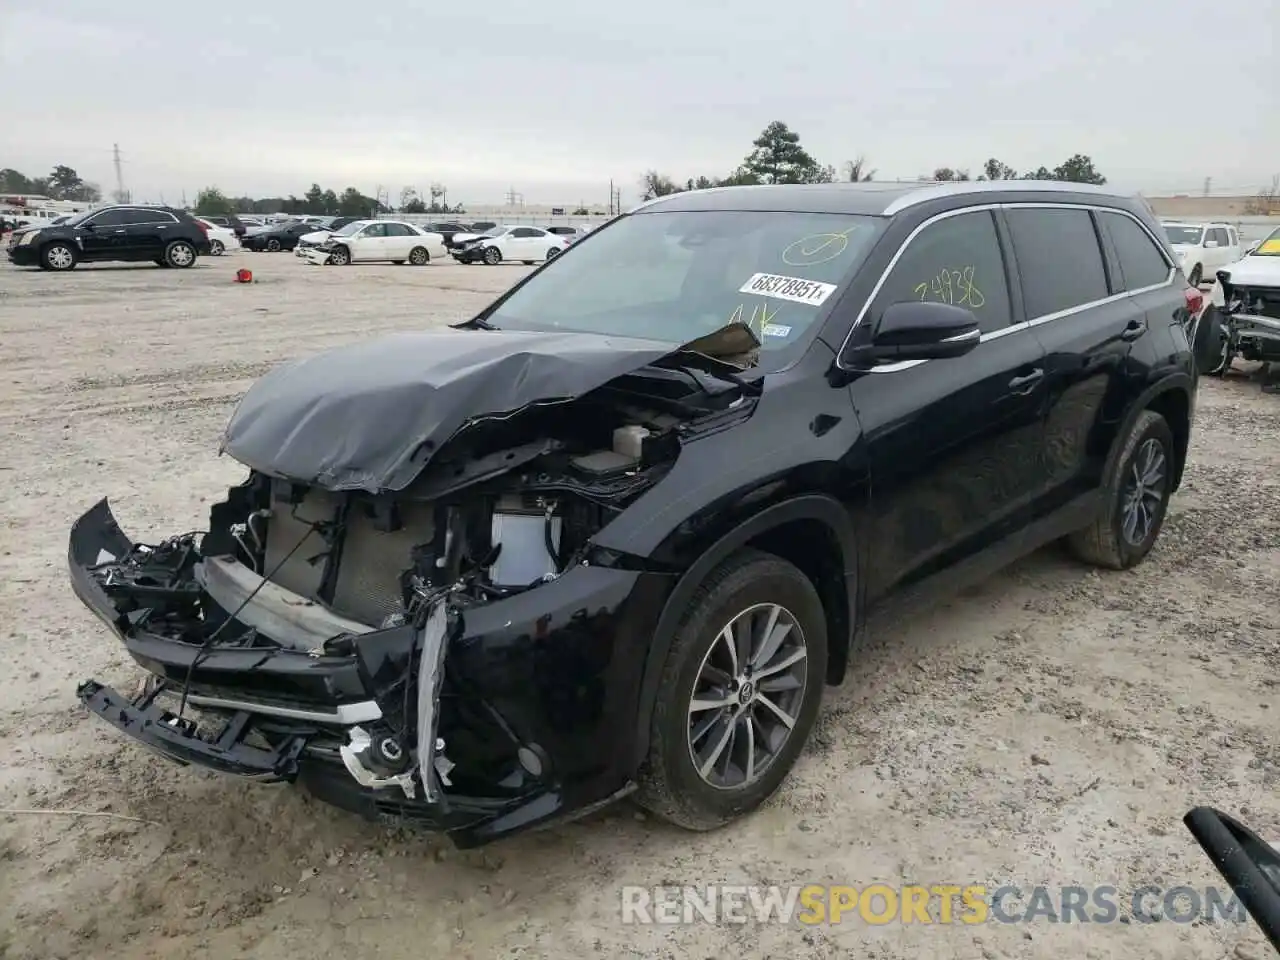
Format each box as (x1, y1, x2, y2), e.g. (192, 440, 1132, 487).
(0, 194, 98, 225)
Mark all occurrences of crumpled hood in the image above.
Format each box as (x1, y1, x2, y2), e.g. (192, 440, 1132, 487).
(220, 328, 682, 493)
(1222, 254, 1280, 287)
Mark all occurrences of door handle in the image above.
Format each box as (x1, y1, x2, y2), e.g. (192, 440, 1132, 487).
(114, 229, 126, 234)
(1120, 318, 1147, 341)
(1008, 368, 1044, 393)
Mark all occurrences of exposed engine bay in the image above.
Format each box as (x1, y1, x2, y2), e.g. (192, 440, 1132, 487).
(77, 359, 754, 825)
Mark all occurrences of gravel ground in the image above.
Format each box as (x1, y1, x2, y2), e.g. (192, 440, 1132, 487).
(0, 253, 1276, 960)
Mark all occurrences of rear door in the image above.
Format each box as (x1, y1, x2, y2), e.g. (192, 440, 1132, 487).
(382, 222, 415, 259)
(847, 207, 1051, 604)
(1008, 204, 1166, 512)
(122, 208, 177, 259)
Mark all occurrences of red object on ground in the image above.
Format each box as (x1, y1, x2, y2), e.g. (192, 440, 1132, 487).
(235, 268, 252, 283)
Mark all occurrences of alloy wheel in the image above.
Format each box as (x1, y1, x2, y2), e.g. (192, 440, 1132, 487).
(1120, 438, 1167, 546)
(46, 245, 74, 270)
(168, 243, 194, 267)
(687, 602, 808, 790)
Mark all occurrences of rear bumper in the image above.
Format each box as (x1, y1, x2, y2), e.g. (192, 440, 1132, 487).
(69, 498, 671, 845)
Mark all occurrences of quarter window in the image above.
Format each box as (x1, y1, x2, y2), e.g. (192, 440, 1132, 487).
(1098, 212, 1171, 291)
(873, 210, 1013, 334)
(1006, 208, 1109, 318)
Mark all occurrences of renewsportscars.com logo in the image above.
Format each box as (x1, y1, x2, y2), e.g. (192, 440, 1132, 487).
(620, 884, 1251, 926)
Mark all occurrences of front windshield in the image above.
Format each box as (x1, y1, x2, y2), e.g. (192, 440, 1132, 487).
(481, 226, 506, 237)
(1164, 225, 1204, 245)
(332, 221, 366, 236)
(1253, 227, 1280, 256)
(481, 210, 885, 354)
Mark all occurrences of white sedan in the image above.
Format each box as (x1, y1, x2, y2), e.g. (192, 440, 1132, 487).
(451, 225, 571, 264)
(305, 220, 447, 266)
(196, 217, 238, 256)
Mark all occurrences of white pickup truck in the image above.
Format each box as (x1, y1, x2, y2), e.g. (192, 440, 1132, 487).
(1161, 220, 1242, 287)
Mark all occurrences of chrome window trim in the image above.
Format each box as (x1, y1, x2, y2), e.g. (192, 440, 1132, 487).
(839, 201, 1178, 375)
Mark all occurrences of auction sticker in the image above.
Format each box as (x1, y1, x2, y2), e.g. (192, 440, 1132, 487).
(738, 273, 838, 306)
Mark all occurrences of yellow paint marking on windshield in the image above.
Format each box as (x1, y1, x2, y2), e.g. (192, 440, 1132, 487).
(782, 227, 860, 267)
(728, 301, 779, 339)
(912, 266, 985, 309)
(1257, 239, 1280, 255)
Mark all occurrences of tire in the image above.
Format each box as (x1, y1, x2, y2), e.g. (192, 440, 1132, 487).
(209, 239, 225, 256)
(1188, 264, 1202, 287)
(408, 247, 430, 265)
(328, 246, 350, 266)
(164, 240, 197, 268)
(483, 246, 502, 265)
(1197, 307, 1233, 376)
(42, 242, 78, 271)
(1065, 409, 1174, 570)
(545, 247, 560, 261)
(266, 238, 281, 252)
(635, 548, 828, 831)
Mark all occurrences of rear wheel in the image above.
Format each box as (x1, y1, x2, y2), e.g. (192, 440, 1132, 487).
(209, 239, 225, 256)
(42, 242, 78, 271)
(635, 549, 827, 831)
(1188, 264, 1203, 287)
(164, 240, 197, 268)
(408, 246, 429, 265)
(545, 247, 560, 261)
(1066, 409, 1174, 570)
(266, 238, 281, 252)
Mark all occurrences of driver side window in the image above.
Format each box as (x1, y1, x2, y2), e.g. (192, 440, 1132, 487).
(873, 211, 1013, 335)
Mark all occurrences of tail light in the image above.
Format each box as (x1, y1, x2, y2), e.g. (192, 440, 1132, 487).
(196, 220, 209, 233)
(1183, 285, 1204, 316)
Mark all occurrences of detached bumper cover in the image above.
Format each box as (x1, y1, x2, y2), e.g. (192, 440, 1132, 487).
(76, 679, 306, 780)
(68, 498, 672, 845)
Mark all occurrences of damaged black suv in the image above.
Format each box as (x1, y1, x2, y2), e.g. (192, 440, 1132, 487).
(71, 181, 1199, 847)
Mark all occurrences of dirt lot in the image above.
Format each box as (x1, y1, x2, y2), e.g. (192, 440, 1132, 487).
(0, 253, 1276, 960)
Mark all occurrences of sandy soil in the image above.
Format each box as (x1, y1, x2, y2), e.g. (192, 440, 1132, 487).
(0, 252, 1276, 960)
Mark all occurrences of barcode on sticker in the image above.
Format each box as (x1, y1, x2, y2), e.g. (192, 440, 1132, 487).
(738, 273, 838, 306)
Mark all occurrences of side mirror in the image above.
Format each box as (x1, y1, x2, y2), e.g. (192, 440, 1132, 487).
(1185, 807, 1280, 950)
(1205, 240, 1220, 248)
(845, 301, 982, 367)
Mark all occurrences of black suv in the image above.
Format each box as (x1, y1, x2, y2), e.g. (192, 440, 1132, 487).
(69, 182, 1199, 848)
(6, 205, 212, 271)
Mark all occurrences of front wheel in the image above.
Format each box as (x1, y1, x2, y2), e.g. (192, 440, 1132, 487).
(164, 240, 197, 268)
(635, 548, 828, 831)
(408, 246, 430, 265)
(266, 238, 281, 252)
(1065, 409, 1174, 570)
(42, 242, 78, 271)
(328, 246, 350, 266)
(483, 246, 502, 265)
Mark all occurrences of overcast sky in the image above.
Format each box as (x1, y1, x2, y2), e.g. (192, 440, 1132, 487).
(2, 0, 1276, 206)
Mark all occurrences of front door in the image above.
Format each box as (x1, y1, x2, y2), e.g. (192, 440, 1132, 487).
(78, 208, 128, 260)
(845, 208, 1050, 605)
(352, 222, 387, 261)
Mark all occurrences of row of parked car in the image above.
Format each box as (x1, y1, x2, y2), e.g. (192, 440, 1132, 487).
(228, 215, 589, 266)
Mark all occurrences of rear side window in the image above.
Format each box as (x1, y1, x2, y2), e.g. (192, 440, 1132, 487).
(1006, 208, 1108, 318)
(1098, 212, 1171, 291)
(124, 208, 176, 224)
(873, 210, 1013, 334)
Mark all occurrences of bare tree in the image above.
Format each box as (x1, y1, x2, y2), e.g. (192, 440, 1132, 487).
(844, 156, 875, 182)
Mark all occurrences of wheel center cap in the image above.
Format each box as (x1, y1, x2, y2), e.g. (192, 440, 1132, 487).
(737, 682, 755, 705)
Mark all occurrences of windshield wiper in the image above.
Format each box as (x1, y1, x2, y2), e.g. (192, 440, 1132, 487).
(452, 317, 498, 330)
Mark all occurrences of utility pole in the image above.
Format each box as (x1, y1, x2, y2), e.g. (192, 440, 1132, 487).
(112, 143, 128, 203)
(1203, 176, 1211, 197)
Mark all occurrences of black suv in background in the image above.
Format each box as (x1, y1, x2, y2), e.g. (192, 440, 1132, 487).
(69, 181, 1200, 847)
(6, 205, 212, 271)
